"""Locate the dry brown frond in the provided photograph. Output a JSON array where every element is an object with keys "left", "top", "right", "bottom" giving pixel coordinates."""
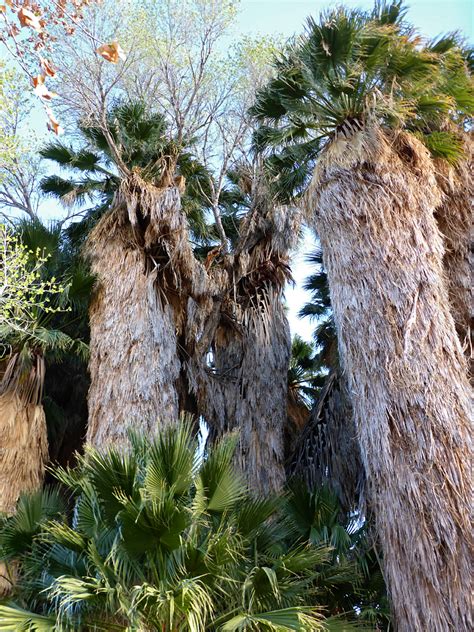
[{"left": 433, "top": 133, "right": 473, "bottom": 378}]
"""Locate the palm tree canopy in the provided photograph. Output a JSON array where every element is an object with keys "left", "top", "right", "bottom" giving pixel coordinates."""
[
  {"left": 40, "top": 102, "right": 214, "bottom": 244},
  {"left": 250, "top": 1, "right": 473, "bottom": 199}
]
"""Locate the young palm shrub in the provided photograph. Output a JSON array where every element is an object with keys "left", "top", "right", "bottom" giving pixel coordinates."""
[
  {"left": 251, "top": 3, "right": 473, "bottom": 630},
  {"left": 41, "top": 102, "right": 212, "bottom": 449},
  {"left": 0, "top": 424, "right": 364, "bottom": 631}
]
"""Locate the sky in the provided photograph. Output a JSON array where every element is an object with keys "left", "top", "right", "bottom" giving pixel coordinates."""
[
  {"left": 4, "top": 0, "right": 473, "bottom": 344},
  {"left": 237, "top": 0, "right": 473, "bottom": 40},
  {"left": 236, "top": 0, "right": 473, "bottom": 342}
]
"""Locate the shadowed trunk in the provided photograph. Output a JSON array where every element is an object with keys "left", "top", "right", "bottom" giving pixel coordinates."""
[
  {"left": 188, "top": 196, "right": 300, "bottom": 494},
  {"left": 308, "top": 126, "right": 472, "bottom": 632},
  {"left": 434, "top": 135, "right": 473, "bottom": 375},
  {"left": 86, "top": 174, "right": 208, "bottom": 449},
  {"left": 288, "top": 370, "right": 364, "bottom": 514},
  {"left": 204, "top": 290, "right": 291, "bottom": 494}
]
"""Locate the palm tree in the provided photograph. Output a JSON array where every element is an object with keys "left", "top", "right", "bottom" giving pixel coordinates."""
[
  {"left": 15, "top": 219, "right": 94, "bottom": 468},
  {"left": 41, "top": 102, "right": 212, "bottom": 449},
  {"left": 0, "top": 423, "right": 363, "bottom": 631},
  {"left": 0, "top": 220, "right": 88, "bottom": 594},
  {"left": 0, "top": 220, "right": 88, "bottom": 516},
  {"left": 285, "top": 335, "right": 323, "bottom": 460},
  {"left": 190, "top": 166, "right": 301, "bottom": 494},
  {"left": 251, "top": 3, "right": 473, "bottom": 630}
]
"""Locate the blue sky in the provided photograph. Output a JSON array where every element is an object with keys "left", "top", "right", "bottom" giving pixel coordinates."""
[{"left": 237, "top": 0, "right": 473, "bottom": 40}]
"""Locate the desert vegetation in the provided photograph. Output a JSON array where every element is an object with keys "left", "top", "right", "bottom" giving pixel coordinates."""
[{"left": 0, "top": 1, "right": 472, "bottom": 630}]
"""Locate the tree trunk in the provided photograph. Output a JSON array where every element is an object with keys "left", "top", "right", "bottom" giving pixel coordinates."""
[
  {"left": 188, "top": 197, "right": 300, "bottom": 494},
  {"left": 0, "top": 396, "right": 47, "bottom": 515},
  {"left": 308, "top": 127, "right": 472, "bottom": 631},
  {"left": 201, "top": 289, "right": 290, "bottom": 494},
  {"left": 86, "top": 175, "right": 208, "bottom": 449},
  {"left": 288, "top": 370, "right": 364, "bottom": 514},
  {"left": 434, "top": 136, "right": 473, "bottom": 375},
  {"left": 0, "top": 353, "right": 48, "bottom": 514}
]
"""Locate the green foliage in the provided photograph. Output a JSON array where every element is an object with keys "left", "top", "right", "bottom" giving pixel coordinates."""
[
  {"left": 0, "top": 224, "right": 68, "bottom": 348},
  {"left": 40, "top": 101, "right": 213, "bottom": 245},
  {"left": 298, "top": 249, "right": 337, "bottom": 371},
  {"left": 250, "top": 1, "right": 473, "bottom": 200},
  {"left": 288, "top": 335, "right": 326, "bottom": 407},
  {"left": 0, "top": 424, "right": 375, "bottom": 631}
]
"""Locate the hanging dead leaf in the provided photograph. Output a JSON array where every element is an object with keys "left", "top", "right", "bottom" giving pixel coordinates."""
[
  {"left": 45, "top": 106, "right": 63, "bottom": 135},
  {"left": 40, "top": 57, "right": 56, "bottom": 78},
  {"left": 96, "top": 41, "right": 126, "bottom": 63},
  {"left": 17, "top": 7, "right": 43, "bottom": 32},
  {"left": 33, "top": 75, "right": 57, "bottom": 100}
]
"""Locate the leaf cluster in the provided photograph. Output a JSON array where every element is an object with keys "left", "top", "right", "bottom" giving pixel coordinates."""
[
  {"left": 250, "top": 1, "right": 474, "bottom": 200},
  {"left": 0, "top": 424, "right": 374, "bottom": 631}
]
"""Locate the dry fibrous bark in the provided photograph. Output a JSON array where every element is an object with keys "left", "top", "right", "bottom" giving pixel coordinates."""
[
  {"left": 0, "top": 353, "right": 48, "bottom": 595},
  {"left": 288, "top": 370, "right": 364, "bottom": 514},
  {"left": 0, "top": 353, "right": 48, "bottom": 515},
  {"left": 307, "top": 126, "right": 472, "bottom": 632},
  {"left": 86, "top": 174, "right": 209, "bottom": 449},
  {"left": 201, "top": 290, "right": 291, "bottom": 494},
  {"left": 188, "top": 194, "right": 301, "bottom": 494},
  {"left": 434, "top": 135, "right": 473, "bottom": 374}
]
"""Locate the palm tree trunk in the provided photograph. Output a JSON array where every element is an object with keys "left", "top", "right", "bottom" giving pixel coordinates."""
[
  {"left": 86, "top": 176, "right": 207, "bottom": 449},
  {"left": 308, "top": 127, "right": 472, "bottom": 631},
  {"left": 0, "top": 354, "right": 48, "bottom": 515},
  {"left": 201, "top": 289, "right": 290, "bottom": 494},
  {"left": 288, "top": 370, "right": 364, "bottom": 514},
  {"left": 0, "top": 354, "right": 48, "bottom": 595},
  {"left": 188, "top": 196, "right": 299, "bottom": 494},
  {"left": 434, "top": 136, "right": 473, "bottom": 374}
]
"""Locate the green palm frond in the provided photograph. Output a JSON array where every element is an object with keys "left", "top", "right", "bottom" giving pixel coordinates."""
[
  {"left": 0, "top": 424, "right": 378, "bottom": 630},
  {"left": 0, "top": 606, "right": 56, "bottom": 632},
  {"left": 251, "top": 2, "right": 473, "bottom": 201}
]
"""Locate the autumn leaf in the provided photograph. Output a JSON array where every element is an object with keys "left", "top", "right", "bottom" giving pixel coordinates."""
[
  {"left": 40, "top": 57, "right": 57, "bottom": 78},
  {"left": 33, "top": 75, "right": 58, "bottom": 100},
  {"left": 96, "top": 41, "right": 126, "bottom": 63},
  {"left": 45, "top": 106, "right": 63, "bottom": 135},
  {"left": 17, "top": 7, "right": 43, "bottom": 32}
]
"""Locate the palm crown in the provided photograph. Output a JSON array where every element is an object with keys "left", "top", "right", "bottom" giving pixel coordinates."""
[
  {"left": 40, "top": 102, "right": 213, "bottom": 245},
  {"left": 250, "top": 1, "right": 473, "bottom": 198}
]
